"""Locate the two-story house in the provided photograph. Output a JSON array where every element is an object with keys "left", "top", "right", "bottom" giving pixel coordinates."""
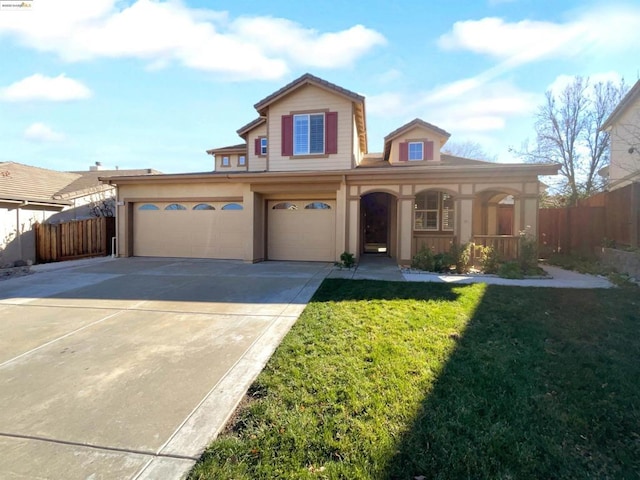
[
  {"left": 104, "top": 73, "right": 559, "bottom": 264},
  {"left": 601, "top": 79, "right": 640, "bottom": 191}
]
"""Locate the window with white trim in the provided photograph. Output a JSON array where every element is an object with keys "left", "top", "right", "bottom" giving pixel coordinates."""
[
  {"left": 294, "top": 113, "right": 324, "bottom": 155},
  {"left": 260, "top": 137, "right": 267, "bottom": 155},
  {"left": 408, "top": 142, "right": 424, "bottom": 161},
  {"left": 414, "top": 192, "right": 455, "bottom": 231}
]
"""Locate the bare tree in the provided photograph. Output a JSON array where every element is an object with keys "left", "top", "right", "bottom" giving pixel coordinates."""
[
  {"left": 87, "top": 189, "right": 116, "bottom": 217},
  {"left": 442, "top": 140, "right": 497, "bottom": 161},
  {"left": 514, "top": 76, "right": 627, "bottom": 205}
]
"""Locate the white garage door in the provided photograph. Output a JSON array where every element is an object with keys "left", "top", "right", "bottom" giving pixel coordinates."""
[
  {"left": 267, "top": 200, "right": 335, "bottom": 262},
  {"left": 133, "top": 201, "right": 247, "bottom": 259}
]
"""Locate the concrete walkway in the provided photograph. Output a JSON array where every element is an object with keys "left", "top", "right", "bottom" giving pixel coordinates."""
[
  {"left": 328, "top": 255, "right": 614, "bottom": 288},
  {"left": 0, "top": 257, "right": 331, "bottom": 480}
]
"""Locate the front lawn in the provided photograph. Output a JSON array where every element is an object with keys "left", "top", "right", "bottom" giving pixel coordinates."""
[{"left": 190, "top": 280, "right": 640, "bottom": 479}]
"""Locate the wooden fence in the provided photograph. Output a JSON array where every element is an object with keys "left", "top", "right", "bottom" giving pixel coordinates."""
[
  {"left": 538, "top": 182, "right": 639, "bottom": 255},
  {"left": 35, "top": 217, "right": 116, "bottom": 263}
]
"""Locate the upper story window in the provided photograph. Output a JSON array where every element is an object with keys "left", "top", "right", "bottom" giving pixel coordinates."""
[
  {"left": 260, "top": 137, "right": 267, "bottom": 155},
  {"left": 294, "top": 113, "right": 325, "bottom": 155},
  {"left": 221, "top": 156, "right": 230, "bottom": 167},
  {"left": 408, "top": 142, "right": 424, "bottom": 161},
  {"left": 238, "top": 155, "right": 246, "bottom": 166}
]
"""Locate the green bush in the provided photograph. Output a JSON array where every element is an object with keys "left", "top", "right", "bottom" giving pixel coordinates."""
[
  {"left": 498, "top": 261, "right": 525, "bottom": 279},
  {"left": 479, "top": 246, "right": 501, "bottom": 274},
  {"left": 338, "top": 251, "right": 355, "bottom": 269},
  {"left": 450, "top": 242, "right": 472, "bottom": 274},
  {"left": 411, "top": 247, "right": 434, "bottom": 271},
  {"left": 518, "top": 230, "right": 539, "bottom": 274}
]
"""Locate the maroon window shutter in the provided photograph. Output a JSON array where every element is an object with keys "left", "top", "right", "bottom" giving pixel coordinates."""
[
  {"left": 399, "top": 142, "right": 408, "bottom": 162},
  {"left": 282, "top": 115, "right": 293, "bottom": 156},
  {"left": 254, "top": 138, "right": 261, "bottom": 156},
  {"left": 325, "top": 111, "right": 338, "bottom": 154},
  {"left": 424, "top": 141, "right": 434, "bottom": 160}
]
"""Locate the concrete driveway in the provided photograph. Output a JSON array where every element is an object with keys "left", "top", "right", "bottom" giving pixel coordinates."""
[{"left": 0, "top": 257, "right": 330, "bottom": 479}]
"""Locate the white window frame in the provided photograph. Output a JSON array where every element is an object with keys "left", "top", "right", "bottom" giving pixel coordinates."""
[
  {"left": 408, "top": 142, "right": 424, "bottom": 161},
  {"left": 414, "top": 192, "right": 455, "bottom": 232},
  {"left": 238, "top": 155, "right": 246, "bottom": 166},
  {"left": 293, "top": 113, "right": 325, "bottom": 155},
  {"left": 260, "top": 137, "right": 267, "bottom": 155},
  {"left": 221, "top": 156, "right": 230, "bottom": 167}
]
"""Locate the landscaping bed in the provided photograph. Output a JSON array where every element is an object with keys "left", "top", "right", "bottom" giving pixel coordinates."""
[{"left": 190, "top": 279, "right": 640, "bottom": 479}]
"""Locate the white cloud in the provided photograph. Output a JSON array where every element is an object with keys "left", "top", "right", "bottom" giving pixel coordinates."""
[
  {"left": 23, "top": 123, "right": 65, "bottom": 142},
  {"left": 1, "top": 74, "right": 92, "bottom": 102},
  {"left": 0, "top": 0, "right": 385, "bottom": 80},
  {"left": 438, "top": 6, "right": 640, "bottom": 66}
]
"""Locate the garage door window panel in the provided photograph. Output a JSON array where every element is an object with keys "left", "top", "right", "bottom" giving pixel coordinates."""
[
  {"left": 272, "top": 202, "right": 298, "bottom": 210},
  {"left": 138, "top": 204, "right": 159, "bottom": 210},
  {"left": 222, "top": 203, "right": 243, "bottom": 210},
  {"left": 304, "top": 202, "right": 331, "bottom": 209},
  {"left": 193, "top": 203, "right": 215, "bottom": 210},
  {"left": 165, "top": 203, "right": 187, "bottom": 210}
]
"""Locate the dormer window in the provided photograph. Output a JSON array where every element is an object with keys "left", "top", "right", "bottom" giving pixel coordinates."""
[
  {"left": 238, "top": 155, "right": 246, "bottom": 166},
  {"left": 294, "top": 113, "right": 325, "bottom": 155},
  {"left": 408, "top": 142, "right": 424, "bottom": 161},
  {"left": 221, "top": 156, "right": 230, "bottom": 167}
]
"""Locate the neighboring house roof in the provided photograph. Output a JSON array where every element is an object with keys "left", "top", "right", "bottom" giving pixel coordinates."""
[
  {"left": 0, "top": 162, "right": 76, "bottom": 206},
  {"left": 602, "top": 79, "right": 640, "bottom": 130},
  {"left": 382, "top": 118, "right": 452, "bottom": 162},
  {"left": 236, "top": 117, "right": 266, "bottom": 137},
  {"left": 58, "top": 168, "right": 160, "bottom": 199},
  {"left": 205, "top": 143, "right": 247, "bottom": 155},
  {"left": 0, "top": 162, "right": 159, "bottom": 207}
]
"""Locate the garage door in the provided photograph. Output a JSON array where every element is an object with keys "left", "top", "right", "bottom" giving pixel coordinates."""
[
  {"left": 267, "top": 200, "right": 335, "bottom": 261},
  {"left": 133, "top": 201, "right": 247, "bottom": 259}
]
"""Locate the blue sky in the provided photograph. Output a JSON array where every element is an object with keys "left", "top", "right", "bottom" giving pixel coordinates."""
[{"left": 1, "top": 0, "right": 639, "bottom": 173}]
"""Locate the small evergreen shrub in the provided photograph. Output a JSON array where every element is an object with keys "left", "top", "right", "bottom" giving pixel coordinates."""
[
  {"left": 450, "top": 242, "right": 472, "bottom": 274},
  {"left": 339, "top": 251, "right": 355, "bottom": 269},
  {"left": 498, "top": 261, "right": 525, "bottom": 279},
  {"left": 411, "top": 247, "right": 434, "bottom": 271},
  {"left": 479, "top": 246, "right": 501, "bottom": 274}
]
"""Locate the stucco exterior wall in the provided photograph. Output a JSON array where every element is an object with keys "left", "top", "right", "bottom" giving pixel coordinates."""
[
  {"left": 267, "top": 84, "right": 354, "bottom": 172},
  {"left": 609, "top": 100, "right": 640, "bottom": 190},
  {"left": 216, "top": 153, "right": 248, "bottom": 172},
  {"left": 247, "top": 123, "right": 267, "bottom": 172},
  {"left": 0, "top": 206, "right": 56, "bottom": 266},
  {"left": 388, "top": 126, "right": 443, "bottom": 164}
]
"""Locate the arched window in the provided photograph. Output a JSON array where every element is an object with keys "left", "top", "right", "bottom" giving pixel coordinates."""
[
  {"left": 222, "top": 203, "right": 243, "bottom": 210},
  {"left": 272, "top": 202, "right": 298, "bottom": 210},
  {"left": 414, "top": 191, "right": 455, "bottom": 231},
  {"left": 304, "top": 202, "right": 331, "bottom": 209},
  {"left": 138, "top": 204, "right": 159, "bottom": 211},
  {"left": 193, "top": 203, "right": 215, "bottom": 210},
  {"left": 165, "top": 203, "right": 186, "bottom": 210}
]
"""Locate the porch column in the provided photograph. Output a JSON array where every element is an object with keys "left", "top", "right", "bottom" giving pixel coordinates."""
[
  {"left": 347, "top": 186, "right": 359, "bottom": 258},
  {"left": 335, "top": 181, "right": 348, "bottom": 261},
  {"left": 521, "top": 194, "right": 539, "bottom": 235},
  {"left": 458, "top": 197, "right": 474, "bottom": 243},
  {"left": 398, "top": 198, "right": 413, "bottom": 263}
]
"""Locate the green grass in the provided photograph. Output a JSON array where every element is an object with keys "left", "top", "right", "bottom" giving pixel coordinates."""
[{"left": 189, "top": 280, "right": 640, "bottom": 479}]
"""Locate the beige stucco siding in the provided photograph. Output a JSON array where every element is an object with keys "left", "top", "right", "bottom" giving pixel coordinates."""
[
  {"left": 247, "top": 124, "right": 267, "bottom": 172},
  {"left": 267, "top": 84, "right": 354, "bottom": 172},
  {"left": 609, "top": 100, "right": 640, "bottom": 189},
  {"left": 389, "top": 126, "right": 443, "bottom": 164}
]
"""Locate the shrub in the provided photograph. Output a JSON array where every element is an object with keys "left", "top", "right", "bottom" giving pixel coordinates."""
[
  {"left": 518, "top": 229, "right": 539, "bottom": 274},
  {"left": 450, "top": 242, "right": 472, "bottom": 274},
  {"left": 411, "top": 247, "right": 434, "bottom": 271},
  {"left": 479, "top": 246, "right": 501, "bottom": 274},
  {"left": 498, "top": 261, "right": 525, "bottom": 279},
  {"left": 339, "top": 251, "right": 355, "bottom": 269}
]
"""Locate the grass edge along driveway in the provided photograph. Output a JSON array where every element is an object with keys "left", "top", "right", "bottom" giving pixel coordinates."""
[{"left": 190, "top": 279, "right": 640, "bottom": 479}]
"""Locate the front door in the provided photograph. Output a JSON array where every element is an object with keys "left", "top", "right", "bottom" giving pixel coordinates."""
[{"left": 361, "top": 192, "right": 390, "bottom": 254}]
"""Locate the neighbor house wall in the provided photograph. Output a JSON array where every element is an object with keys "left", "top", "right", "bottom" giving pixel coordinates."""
[
  {"left": 0, "top": 205, "right": 58, "bottom": 266},
  {"left": 267, "top": 84, "right": 354, "bottom": 172},
  {"left": 609, "top": 100, "right": 640, "bottom": 190}
]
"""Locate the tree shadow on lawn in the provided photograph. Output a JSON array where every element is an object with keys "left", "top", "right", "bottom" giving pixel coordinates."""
[{"left": 382, "top": 285, "right": 640, "bottom": 479}]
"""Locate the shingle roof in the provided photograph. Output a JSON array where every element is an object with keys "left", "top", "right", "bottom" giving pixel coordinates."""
[
  {"left": 0, "top": 162, "right": 160, "bottom": 204},
  {"left": 602, "top": 79, "right": 640, "bottom": 130},
  {"left": 383, "top": 118, "right": 451, "bottom": 142},
  {"left": 236, "top": 117, "right": 266, "bottom": 137},
  {"left": 58, "top": 168, "right": 161, "bottom": 198},
  {"left": 0, "top": 162, "right": 79, "bottom": 204},
  {"left": 254, "top": 73, "right": 365, "bottom": 113},
  {"left": 205, "top": 143, "right": 248, "bottom": 155}
]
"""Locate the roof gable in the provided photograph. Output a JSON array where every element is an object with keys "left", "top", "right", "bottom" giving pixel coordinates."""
[
  {"left": 383, "top": 119, "right": 451, "bottom": 162},
  {"left": 254, "top": 73, "right": 364, "bottom": 114},
  {"left": 236, "top": 117, "right": 266, "bottom": 137},
  {"left": 602, "top": 79, "right": 640, "bottom": 130}
]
